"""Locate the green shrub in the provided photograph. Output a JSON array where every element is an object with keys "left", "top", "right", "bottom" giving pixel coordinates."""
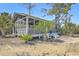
[{"left": 19, "top": 34, "right": 32, "bottom": 42}]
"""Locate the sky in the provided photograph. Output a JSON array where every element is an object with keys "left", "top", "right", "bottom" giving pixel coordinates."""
[{"left": 0, "top": 3, "right": 79, "bottom": 24}]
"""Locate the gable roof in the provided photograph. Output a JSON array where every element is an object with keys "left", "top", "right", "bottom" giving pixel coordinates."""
[{"left": 13, "top": 13, "right": 48, "bottom": 21}]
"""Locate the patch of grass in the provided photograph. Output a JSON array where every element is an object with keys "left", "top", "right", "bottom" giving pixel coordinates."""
[{"left": 19, "top": 35, "right": 33, "bottom": 43}]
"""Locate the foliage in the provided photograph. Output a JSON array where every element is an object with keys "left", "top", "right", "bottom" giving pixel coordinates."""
[
  {"left": 33, "top": 20, "right": 53, "bottom": 40},
  {"left": 19, "top": 34, "right": 32, "bottom": 42},
  {"left": 60, "top": 22, "right": 79, "bottom": 35},
  {"left": 74, "top": 25, "right": 79, "bottom": 34},
  {"left": 46, "top": 3, "right": 73, "bottom": 15},
  {"left": 35, "top": 21, "right": 53, "bottom": 33},
  {"left": 43, "top": 3, "right": 73, "bottom": 32},
  {"left": 0, "top": 12, "right": 13, "bottom": 36}
]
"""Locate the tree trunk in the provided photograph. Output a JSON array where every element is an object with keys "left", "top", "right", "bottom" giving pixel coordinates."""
[
  {"left": 43, "top": 34, "right": 47, "bottom": 41},
  {"left": 0, "top": 28, "right": 5, "bottom": 37}
]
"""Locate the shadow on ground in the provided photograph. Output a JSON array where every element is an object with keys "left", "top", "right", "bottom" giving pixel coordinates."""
[
  {"left": 30, "top": 38, "right": 64, "bottom": 45},
  {"left": 0, "top": 37, "right": 64, "bottom": 46},
  {"left": 51, "top": 39, "right": 64, "bottom": 43}
]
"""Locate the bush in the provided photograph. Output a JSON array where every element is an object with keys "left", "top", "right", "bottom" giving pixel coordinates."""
[{"left": 19, "top": 34, "right": 32, "bottom": 42}]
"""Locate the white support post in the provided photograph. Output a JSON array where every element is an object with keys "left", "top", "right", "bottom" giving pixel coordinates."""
[
  {"left": 34, "top": 19, "right": 35, "bottom": 34},
  {"left": 26, "top": 16, "right": 29, "bottom": 35},
  {"left": 12, "top": 27, "right": 15, "bottom": 35},
  {"left": 11, "top": 14, "right": 15, "bottom": 35}
]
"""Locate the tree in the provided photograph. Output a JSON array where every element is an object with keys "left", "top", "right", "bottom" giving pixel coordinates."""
[
  {"left": 60, "top": 22, "right": 76, "bottom": 35},
  {"left": 42, "top": 3, "right": 73, "bottom": 32},
  {"left": 75, "top": 25, "right": 79, "bottom": 34},
  {"left": 0, "top": 12, "right": 13, "bottom": 37},
  {"left": 19, "top": 3, "right": 36, "bottom": 15},
  {"left": 33, "top": 20, "right": 53, "bottom": 40}
]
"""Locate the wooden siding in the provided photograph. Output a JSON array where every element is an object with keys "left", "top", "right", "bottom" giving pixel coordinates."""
[{"left": 11, "top": 13, "right": 47, "bottom": 36}]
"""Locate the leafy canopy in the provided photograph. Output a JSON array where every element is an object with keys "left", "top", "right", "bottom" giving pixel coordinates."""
[
  {"left": 0, "top": 12, "right": 13, "bottom": 34},
  {"left": 33, "top": 20, "right": 53, "bottom": 34}
]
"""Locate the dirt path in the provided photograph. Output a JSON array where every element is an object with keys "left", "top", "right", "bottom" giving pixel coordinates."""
[
  {"left": 0, "top": 36, "right": 79, "bottom": 56},
  {"left": 58, "top": 36, "right": 79, "bottom": 43}
]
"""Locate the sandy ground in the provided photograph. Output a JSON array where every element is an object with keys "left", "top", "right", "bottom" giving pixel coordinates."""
[{"left": 0, "top": 36, "right": 79, "bottom": 56}]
